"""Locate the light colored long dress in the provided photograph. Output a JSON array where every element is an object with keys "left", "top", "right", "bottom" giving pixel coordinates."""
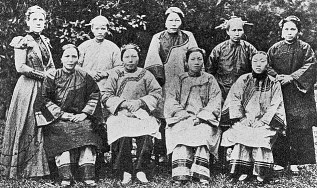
[
  {"left": 164, "top": 72, "right": 222, "bottom": 180},
  {"left": 221, "top": 73, "right": 286, "bottom": 176},
  {"left": 102, "top": 66, "right": 162, "bottom": 173},
  {"left": 144, "top": 30, "right": 198, "bottom": 117},
  {"left": 0, "top": 33, "right": 55, "bottom": 178}
]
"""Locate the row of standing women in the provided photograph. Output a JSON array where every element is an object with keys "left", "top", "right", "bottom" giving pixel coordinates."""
[{"left": 0, "top": 5, "right": 316, "bottom": 187}]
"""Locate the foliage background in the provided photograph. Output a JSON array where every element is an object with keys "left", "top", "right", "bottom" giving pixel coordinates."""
[{"left": 0, "top": 0, "right": 317, "bottom": 118}]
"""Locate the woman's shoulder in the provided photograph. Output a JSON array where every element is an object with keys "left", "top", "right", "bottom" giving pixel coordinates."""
[
  {"left": 201, "top": 71, "right": 216, "bottom": 79},
  {"left": 297, "top": 40, "right": 312, "bottom": 49},
  {"left": 180, "top": 30, "right": 194, "bottom": 35},
  {"left": 9, "top": 35, "right": 35, "bottom": 49},
  {"left": 270, "top": 40, "right": 285, "bottom": 49},
  {"left": 78, "top": 39, "right": 94, "bottom": 49},
  {"left": 237, "top": 73, "right": 253, "bottom": 83},
  {"left": 240, "top": 40, "right": 256, "bottom": 48}
]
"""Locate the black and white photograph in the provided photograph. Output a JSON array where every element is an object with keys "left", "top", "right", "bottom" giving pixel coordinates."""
[{"left": 0, "top": 0, "right": 317, "bottom": 187}]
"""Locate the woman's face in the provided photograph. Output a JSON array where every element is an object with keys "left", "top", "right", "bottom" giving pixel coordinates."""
[
  {"left": 165, "top": 13, "right": 182, "bottom": 33},
  {"left": 187, "top": 51, "right": 204, "bottom": 73},
  {"left": 61, "top": 48, "right": 78, "bottom": 72},
  {"left": 226, "top": 21, "right": 244, "bottom": 42},
  {"left": 91, "top": 23, "right": 108, "bottom": 40},
  {"left": 252, "top": 54, "right": 268, "bottom": 74},
  {"left": 123, "top": 49, "right": 139, "bottom": 71},
  {"left": 26, "top": 12, "right": 45, "bottom": 33},
  {"left": 282, "top": 21, "right": 299, "bottom": 42}
]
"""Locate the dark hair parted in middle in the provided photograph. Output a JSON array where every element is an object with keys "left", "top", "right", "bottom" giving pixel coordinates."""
[
  {"left": 120, "top": 43, "right": 141, "bottom": 61},
  {"left": 62, "top": 44, "right": 80, "bottom": 57},
  {"left": 186, "top": 47, "right": 206, "bottom": 62},
  {"left": 279, "top": 15, "right": 301, "bottom": 31}
]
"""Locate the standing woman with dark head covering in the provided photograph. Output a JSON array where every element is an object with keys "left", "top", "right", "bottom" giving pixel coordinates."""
[
  {"left": 144, "top": 7, "right": 198, "bottom": 158},
  {"left": 268, "top": 16, "right": 317, "bottom": 173},
  {"left": 0, "top": 5, "right": 55, "bottom": 178}
]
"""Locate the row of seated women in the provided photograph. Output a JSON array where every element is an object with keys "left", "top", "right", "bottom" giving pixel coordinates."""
[{"left": 1, "top": 5, "right": 316, "bottom": 188}]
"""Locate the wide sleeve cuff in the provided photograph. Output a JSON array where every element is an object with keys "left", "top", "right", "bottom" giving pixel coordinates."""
[
  {"left": 106, "top": 97, "right": 125, "bottom": 115},
  {"left": 35, "top": 101, "right": 63, "bottom": 126}
]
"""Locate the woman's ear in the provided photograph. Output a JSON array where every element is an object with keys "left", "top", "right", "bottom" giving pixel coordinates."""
[{"left": 26, "top": 20, "right": 31, "bottom": 27}]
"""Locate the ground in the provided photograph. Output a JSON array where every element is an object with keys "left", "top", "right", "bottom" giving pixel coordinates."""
[{"left": 0, "top": 163, "right": 317, "bottom": 187}]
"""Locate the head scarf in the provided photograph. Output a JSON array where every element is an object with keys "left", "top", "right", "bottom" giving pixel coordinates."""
[
  {"left": 165, "top": 7, "right": 184, "bottom": 18},
  {"left": 86, "top": 15, "right": 109, "bottom": 26}
]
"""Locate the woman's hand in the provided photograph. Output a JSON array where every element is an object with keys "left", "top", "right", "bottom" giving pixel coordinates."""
[
  {"left": 60, "top": 112, "right": 75, "bottom": 121},
  {"left": 193, "top": 117, "right": 200, "bottom": 126},
  {"left": 93, "top": 72, "right": 102, "bottom": 81},
  {"left": 70, "top": 113, "right": 87, "bottom": 122},
  {"left": 125, "top": 100, "right": 142, "bottom": 112},
  {"left": 253, "top": 120, "right": 265, "bottom": 128},
  {"left": 276, "top": 74, "right": 293, "bottom": 85},
  {"left": 118, "top": 109, "right": 137, "bottom": 118},
  {"left": 93, "top": 72, "right": 108, "bottom": 81},
  {"left": 175, "top": 110, "right": 191, "bottom": 119},
  {"left": 240, "top": 117, "right": 253, "bottom": 127}
]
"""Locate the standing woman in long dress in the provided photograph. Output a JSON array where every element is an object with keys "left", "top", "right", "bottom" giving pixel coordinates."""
[
  {"left": 144, "top": 7, "right": 198, "bottom": 158},
  {"left": 268, "top": 16, "right": 317, "bottom": 173},
  {"left": 0, "top": 5, "right": 55, "bottom": 178}
]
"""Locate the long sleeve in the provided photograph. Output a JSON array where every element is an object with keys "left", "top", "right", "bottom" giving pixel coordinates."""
[
  {"left": 196, "top": 77, "right": 222, "bottom": 126},
  {"left": 267, "top": 46, "right": 278, "bottom": 77},
  {"left": 206, "top": 47, "right": 220, "bottom": 75},
  {"left": 101, "top": 71, "right": 125, "bottom": 114},
  {"left": 221, "top": 76, "right": 246, "bottom": 125},
  {"left": 13, "top": 49, "right": 33, "bottom": 73},
  {"left": 164, "top": 76, "right": 190, "bottom": 125},
  {"left": 111, "top": 45, "right": 123, "bottom": 68},
  {"left": 140, "top": 72, "right": 162, "bottom": 111},
  {"left": 144, "top": 34, "right": 165, "bottom": 86},
  {"left": 10, "top": 36, "right": 49, "bottom": 81},
  {"left": 187, "top": 31, "right": 198, "bottom": 49},
  {"left": 82, "top": 74, "right": 102, "bottom": 116},
  {"left": 258, "top": 81, "right": 286, "bottom": 130},
  {"left": 78, "top": 43, "right": 96, "bottom": 77},
  {"left": 36, "top": 71, "right": 63, "bottom": 126},
  {"left": 290, "top": 44, "right": 317, "bottom": 93}
]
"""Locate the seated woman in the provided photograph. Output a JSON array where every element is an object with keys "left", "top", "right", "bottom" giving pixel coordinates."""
[
  {"left": 102, "top": 44, "right": 162, "bottom": 185},
  {"left": 39, "top": 44, "right": 104, "bottom": 187},
  {"left": 221, "top": 51, "right": 286, "bottom": 182},
  {"left": 164, "top": 47, "right": 222, "bottom": 186}
]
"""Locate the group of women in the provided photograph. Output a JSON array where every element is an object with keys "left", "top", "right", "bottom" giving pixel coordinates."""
[{"left": 0, "top": 4, "right": 316, "bottom": 188}]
